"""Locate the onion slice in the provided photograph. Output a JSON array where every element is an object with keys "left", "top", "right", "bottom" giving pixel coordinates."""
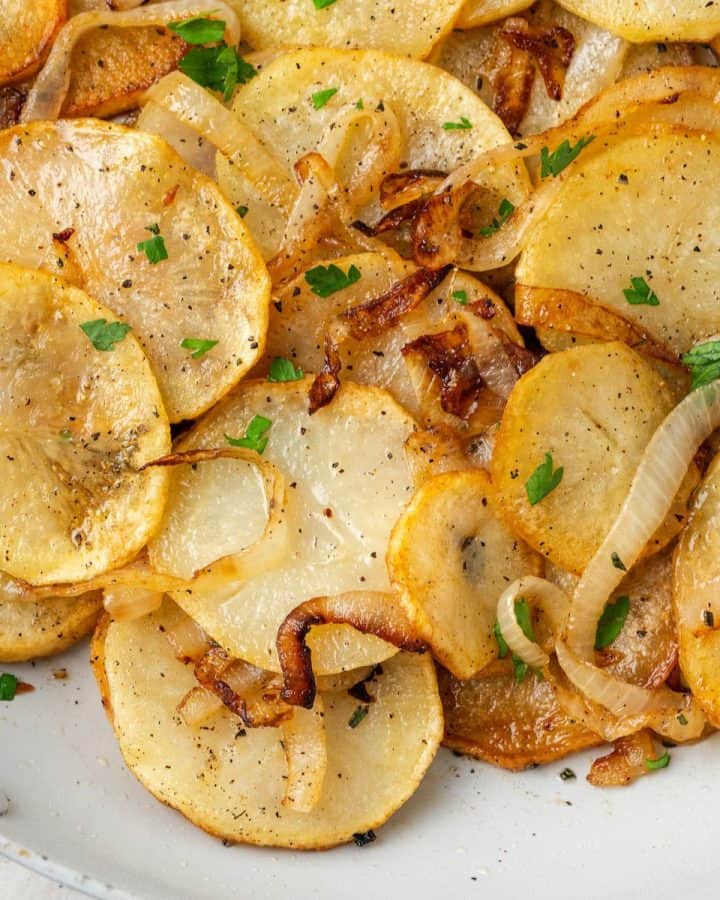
[
  {"left": 496, "top": 576, "right": 568, "bottom": 669},
  {"left": 281, "top": 700, "right": 327, "bottom": 813},
  {"left": 22, "top": 0, "right": 242, "bottom": 122},
  {"left": 103, "top": 586, "right": 163, "bottom": 622}
]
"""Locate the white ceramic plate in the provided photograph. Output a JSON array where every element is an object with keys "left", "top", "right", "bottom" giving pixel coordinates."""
[{"left": 1, "top": 641, "right": 718, "bottom": 900}]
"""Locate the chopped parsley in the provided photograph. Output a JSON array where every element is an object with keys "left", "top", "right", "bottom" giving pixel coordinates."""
[
  {"left": 525, "top": 452, "right": 563, "bottom": 506},
  {"left": 80, "top": 319, "right": 132, "bottom": 351},
  {"left": 479, "top": 198, "right": 515, "bottom": 238},
  {"left": 494, "top": 598, "right": 536, "bottom": 684},
  {"left": 611, "top": 552, "right": 627, "bottom": 572},
  {"left": 559, "top": 767, "right": 576, "bottom": 781},
  {"left": 59, "top": 429, "right": 73, "bottom": 441},
  {"left": 452, "top": 290, "right": 468, "bottom": 305},
  {"left": 305, "top": 263, "right": 361, "bottom": 297},
  {"left": 0, "top": 673, "right": 17, "bottom": 701},
  {"left": 540, "top": 136, "right": 595, "bottom": 178},
  {"left": 645, "top": 751, "right": 670, "bottom": 771},
  {"left": 493, "top": 621, "right": 509, "bottom": 658},
  {"left": 181, "top": 338, "right": 218, "bottom": 359},
  {"left": 623, "top": 276, "right": 659, "bottom": 306},
  {"left": 355, "top": 98, "right": 364, "bottom": 110},
  {"left": 268, "top": 357, "right": 304, "bottom": 382},
  {"left": 136, "top": 224, "right": 168, "bottom": 264},
  {"left": 235, "top": 205, "right": 249, "bottom": 218},
  {"left": 168, "top": 15, "right": 226, "bottom": 44},
  {"left": 348, "top": 706, "right": 369, "bottom": 728},
  {"left": 352, "top": 830, "right": 376, "bottom": 847},
  {"left": 225, "top": 415, "right": 272, "bottom": 454},
  {"left": 681, "top": 341, "right": 720, "bottom": 390},
  {"left": 442, "top": 116, "right": 472, "bottom": 131},
  {"left": 313, "top": 0, "right": 337, "bottom": 7},
  {"left": 179, "top": 44, "right": 257, "bottom": 101},
  {"left": 595, "top": 595, "right": 630, "bottom": 651},
  {"left": 312, "top": 87, "right": 338, "bottom": 109},
  {"left": 677, "top": 713, "right": 688, "bottom": 726}
]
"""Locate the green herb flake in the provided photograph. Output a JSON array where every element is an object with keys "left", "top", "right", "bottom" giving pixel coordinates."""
[
  {"left": 313, "top": 0, "right": 337, "bottom": 7},
  {"left": 623, "top": 276, "right": 659, "bottom": 306},
  {"left": 0, "top": 673, "right": 18, "bottom": 701},
  {"left": 452, "top": 290, "right": 468, "bottom": 305},
  {"left": 495, "top": 599, "right": 536, "bottom": 684},
  {"left": 181, "top": 338, "right": 218, "bottom": 359},
  {"left": 559, "top": 767, "right": 576, "bottom": 781},
  {"left": 355, "top": 98, "right": 364, "bottom": 110},
  {"left": 540, "top": 136, "right": 595, "bottom": 178},
  {"left": 493, "top": 621, "right": 509, "bottom": 658},
  {"left": 681, "top": 340, "right": 720, "bottom": 391},
  {"left": 512, "top": 656, "right": 528, "bottom": 684},
  {"left": 168, "top": 15, "right": 226, "bottom": 45},
  {"left": 136, "top": 224, "right": 168, "bottom": 264},
  {"left": 525, "top": 452, "right": 563, "bottom": 506},
  {"left": 442, "top": 116, "right": 472, "bottom": 131},
  {"left": 60, "top": 429, "right": 73, "bottom": 442},
  {"left": 179, "top": 44, "right": 257, "bottom": 101},
  {"left": 312, "top": 87, "right": 338, "bottom": 110},
  {"left": 80, "top": 319, "right": 132, "bottom": 352},
  {"left": 235, "top": 205, "right": 249, "bottom": 218},
  {"left": 611, "top": 552, "right": 627, "bottom": 572},
  {"left": 268, "top": 357, "right": 304, "bottom": 383},
  {"left": 677, "top": 713, "right": 688, "bottom": 726},
  {"left": 645, "top": 751, "right": 670, "bottom": 771},
  {"left": 225, "top": 415, "right": 272, "bottom": 454},
  {"left": 305, "top": 263, "right": 361, "bottom": 297},
  {"left": 479, "top": 198, "right": 515, "bottom": 238},
  {"left": 348, "top": 705, "right": 369, "bottom": 728},
  {"left": 595, "top": 595, "right": 630, "bottom": 651}
]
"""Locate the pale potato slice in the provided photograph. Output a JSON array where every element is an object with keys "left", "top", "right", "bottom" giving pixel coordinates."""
[
  {"left": 555, "top": 0, "right": 720, "bottom": 41},
  {"left": 0, "top": 264, "right": 169, "bottom": 585},
  {"left": 0, "top": 575, "right": 101, "bottom": 662},
  {"left": 162, "top": 378, "right": 416, "bottom": 675},
  {"left": 517, "top": 130, "right": 720, "bottom": 357},
  {"left": 387, "top": 470, "right": 542, "bottom": 679},
  {"left": 218, "top": 47, "right": 529, "bottom": 258},
  {"left": 490, "top": 342, "right": 689, "bottom": 573},
  {"left": 228, "top": 0, "right": 464, "bottom": 58},
  {"left": 0, "top": 0, "right": 66, "bottom": 85},
  {"left": 61, "top": 25, "right": 188, "bottom": 118},
  {"left": 93, "top": 602, "right": 443, "bottom": 849},
  {"left": 457, "top": 0, "right": 533, "bottom": 29},
  {"left": 439, "top": 661, "right": 600, "bottom": 769},
  {"left": 0, "top": 119, "right": 269, "bottom": 422}
]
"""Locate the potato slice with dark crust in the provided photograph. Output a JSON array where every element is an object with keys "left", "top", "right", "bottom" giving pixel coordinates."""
[
  {"left": 0, "top": 0, "right": 66, "bottom": 86},
  {"left": 439, "top": 661, "right": 600, "bottom": 769},
  {"left": 388, "top": 469, "right": 542, "bottom": 680},
  {"left": 92, "top": 602, "right": 443, "bottom": 849},
  {"left": 491, "top": 342, "right": 693, "bottom": 574},
  {"left": 61, "top": 25, "right": 188, "bottom": 119}
]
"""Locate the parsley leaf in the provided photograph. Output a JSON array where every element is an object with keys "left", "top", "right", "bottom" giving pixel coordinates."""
[
  {"left": 355, "top": 98, "right": 364, "bottom": 110},
  {"left": 442, "top": 116, "right": 472, "bottom": 131},
  {"left": 623, "top": 276, "right": 659, "bottom": 306},
  {"left": 681, "top": 341, "right": 720, "bottom": 390},
  {"left": 268, "top": 357, "right": 304, "bottom": 382},
  {"left": 179, "top": 44, "right": 257, "bottom": 101},
  {"left": 348, "top": 706, "right": 369, "bottom": 728},
  {"left": 80, "top": 319, "right": 132, "bottom": 351},
  {"left": 312, "top": 87, "right": 338, "bottom": 109},
  {"left": 452, "top": 290, "right": 468, "bottom": 305},
  {"left": 137, "top": 224, "right": 168, "bottom": 264},
  {"left": 181, "top": 338, "right": 218, "bottom": 359},
  {"left": 225, "top": 415, "right": 272, "bottom": 454},
  {"left": 305, "top": 263, "right": 361, "bottom": 297},
  {"left": 540, "top": 136, "right": 595, "bottom": 178},
  {"left": 493, "top": 621, "right": 509, "bottom": 658},
  {"left": 479, "top": 198, "right": 515, "bottom": 238},
  {"left": 611, "top": 552, "right": 627, "bottom": 571},
  {"left": 313, "top": 0, "right": 337, "bottom": 7},
  {"left": 236, "top": 205, "right": 249, "bottom": 218},
  {"left": 595, "top": 595, "right": 630, "bottom": 650},
  {"left": 525, "top": 452, "right": 563, "bottom": 506},
  {"left": 168, "top": 15, "right": 226, "bottom": 44},
  {"left": 0, "top": 673, "right": 17, "bottom": 701},
  {"left": 494, "top": 599, "right": 536, "bottom": 684},
  {"left": 645, "top": 751, "right": 670, "bottom": 771}
]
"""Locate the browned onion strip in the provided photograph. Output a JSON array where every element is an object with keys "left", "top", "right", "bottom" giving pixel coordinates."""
[
  {"left": 586, "top": 730, "right": 656, "bottom": 787},
  {"left": 103, "top": 585, "right": 163, "bottom": 622},
  {"left": 177, "top": 686, "right": 224, "bottom": 727},
  {"left": 500, "top": 19, "right": 575, "bottom": 103},
  {"left": 280, "top": 700, "right": 327, "bottom": 813},
  {"left": 21, "top": 1, "right": 241, "bottom": 122},
  {"left": 493, "top": 29, "right": 536, "bottom": 135},
  {"left": 165, "top": 616, "right": 212, "bottom": 663},
  {"left": 32, "top": 556, "right": 187, "bottom": 599},
  {"left": 308, "top": 333, "right": 343, "bottom": 416},
  {"left": 277, "top": 592, "right": 426, "bottom": 709},
  {"left": 380, "top": 170, "right": 447, "bottom": 210}
]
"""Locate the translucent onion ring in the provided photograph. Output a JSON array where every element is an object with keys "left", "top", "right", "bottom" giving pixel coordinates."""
[
  {"left": 281, "top": 701, "right": 327, "bottom": 813},
  {"left": 495, "top": 576, "right": 569, "bottom": 669}
]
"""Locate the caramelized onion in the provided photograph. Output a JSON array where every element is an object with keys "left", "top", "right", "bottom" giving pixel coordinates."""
[
  {"left": 587, "top": 730, "right": 656, "bottom": 787},
  {"left": 103, "top": 586, "right": 163, "bottom": 622},
  {"left": 177, "top": 686, "right": 223, "bottom": 727},
  {"left": 165, "top": 616, "right": 212, "bottom": 663}
]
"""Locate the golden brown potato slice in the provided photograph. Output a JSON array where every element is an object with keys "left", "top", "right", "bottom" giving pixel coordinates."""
[
  {"left": 92, "top": 601, "right": 443, "bottom": 849},
  {"left": 439, "top": 661, "right": 600, "bottom": 769},
  {"left": 0, "top": 263, "right": 169, "bottom": 586},
  {"left": 387, "top": 470, "right": 542, "bottom": 679},
  {"left": 491, "top": 342, "right": 693, "bottom": 573},
  {"left": 0, "top": 0, "right": 66, "bottom": 86},
  {"left": 61, "top": 25, "right": 187, "bottom": 119},
  {"left": 555, "top": 0, "right": 720, "bottom": 41},
  {"left": 0, "top": 120, "right": 269, "bottom": 423}
]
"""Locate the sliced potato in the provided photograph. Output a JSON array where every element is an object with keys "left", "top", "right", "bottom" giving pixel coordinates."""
[
  {"left": 0, "top": 264, "right": 169, "bottom": 585},
  {"left": 439, "top": 661, "right": 600, "bottom": 769},
  {"left": 93, "top": 602, "right": 443, "bottom": 849},
  {"left": 0, "top": 575, "right": 101, "bottom": 662},
  {"left": 0, "top": 119, "right": 269, "bottom": 422},
  {"left": 62, "top": 25, "right": 187, "bottom": 118},
  {"left": 229, "top": 0, "right": 464, "bottom": 58},
  {"left": 0, "top": 0, "right": 66, "bottom": 85},
  {"left": 156, "top": 378, "right": 416, "bottom": 675},
  {"left": 457, "top": 0, "right": 533, "bottom": 28},
  {"left": 517, "top": 130, "right": 720, "bottom": 357},
  {"left": 388, "top": 470, "right": 542, "bottom": 679},
  {"left": 555, "top": 0, "right": 720, "bottom": 41},
  {"left": 491, "top": 342, "right": 691, "bottom": 573}
]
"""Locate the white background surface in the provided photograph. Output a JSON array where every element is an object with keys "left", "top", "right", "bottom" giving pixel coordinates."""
[{"left": 0, "top": 856, "right": 79, "bottom": 898}]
